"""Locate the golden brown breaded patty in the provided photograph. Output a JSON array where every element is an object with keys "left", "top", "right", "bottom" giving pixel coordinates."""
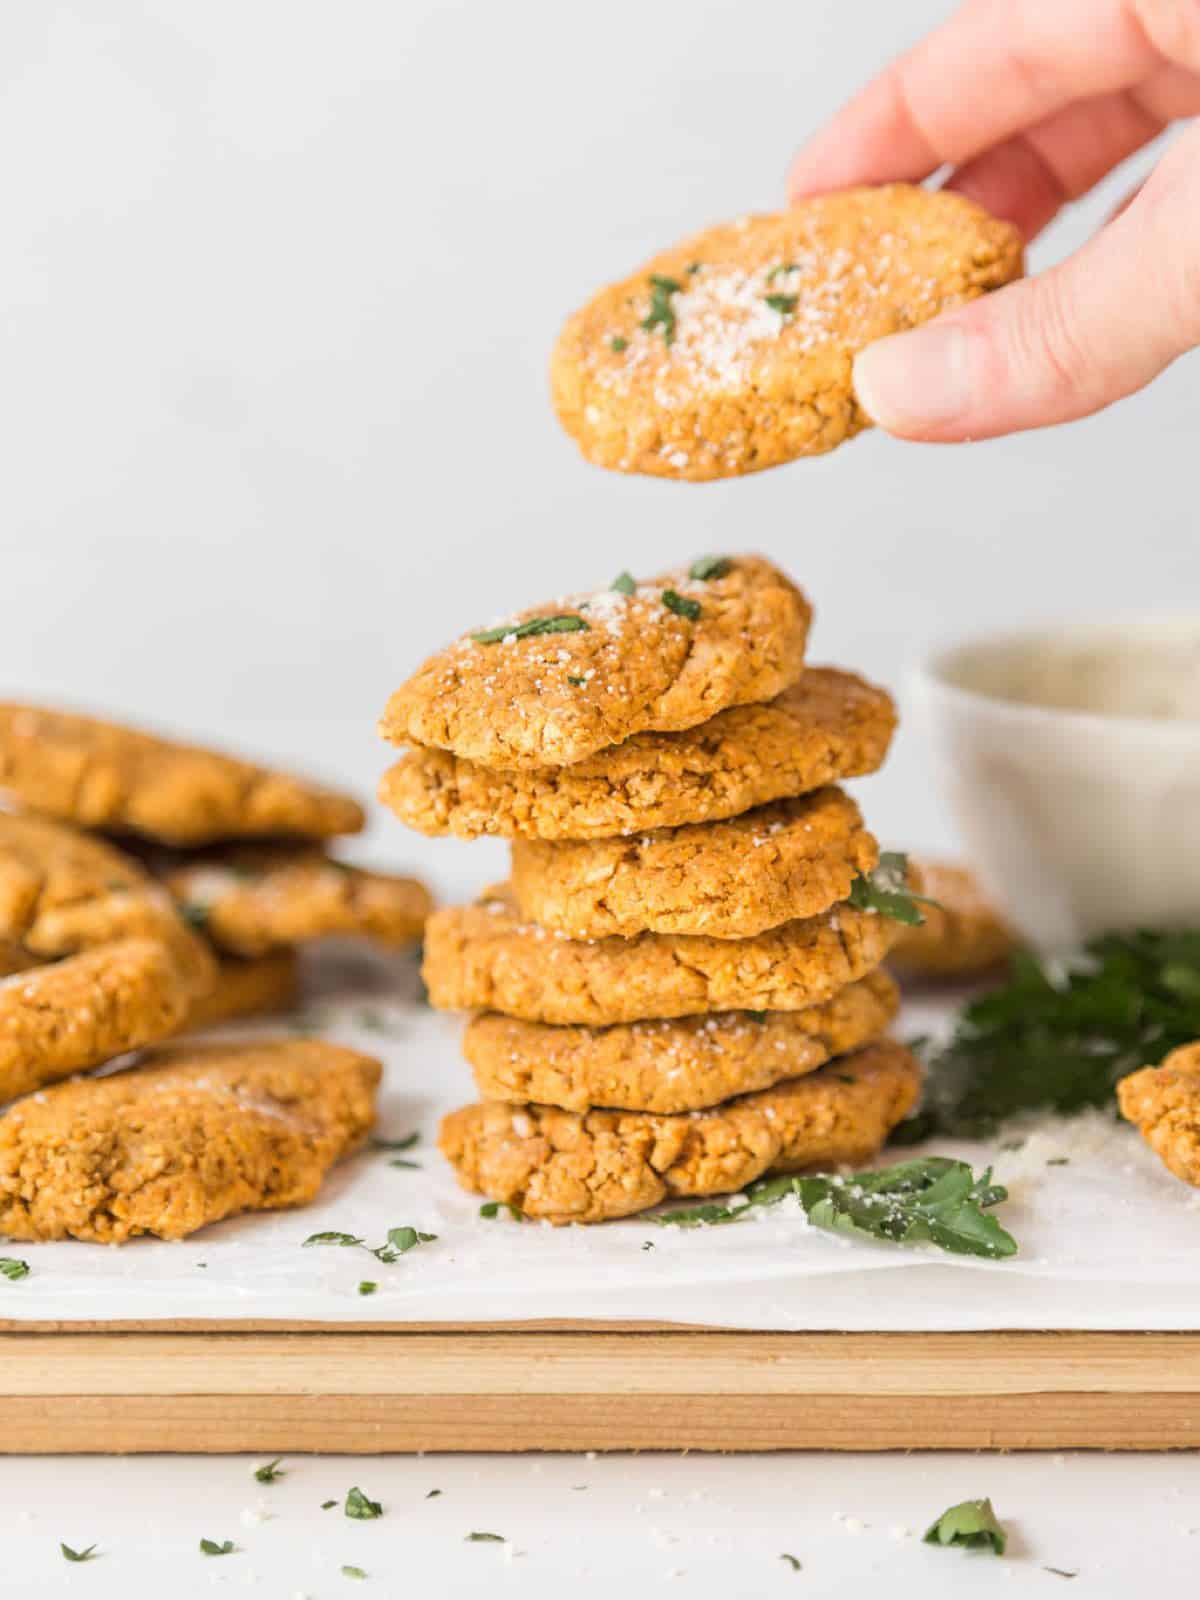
[
  {"left": 0, "top": 812, "right": 215, "bottom": 999},
  {"left": 380, "top": 665, "right": 896, "bottom": 842},
  {"left": 378, "top": 555, "right": 810, "bottom": 770},
  {"left": 0, "top": 1037, "right": 381, "bottom": 1242},
  {"left": 181, "top": 950, "right": 300, "bottom": 1032},
  {"left": 551, "top": 186, "right": 1022, "bottom": 481},
  {"left": 440, "top": 1040, "right": 921, "bottom": 1223},
  {"left": 891, "top": 860, "right": 1016, "bottom": 981},
  {"left": 0, "top": 703, "right": 364, "bottom": 845},
  {"left": 0, "top": 938, "right": 193, "bottom": 1103},
  {"left": 162, "top": 845, "right": 432, "bottom": 958},
  {"left": 466, "top": 968, "right": 899, "bottom": 1114},
  {"left": 510, "top": 788, "right": 877, "bottom": 941},
  {"left": 1119, "top": 1043, "right": 1200, "bottom": 1189},
  {"left": 423, "top": 883, "right": 901, "bottom": 1025}
]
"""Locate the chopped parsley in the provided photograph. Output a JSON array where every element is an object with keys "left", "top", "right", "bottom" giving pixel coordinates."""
[
  {"left": 322, "top": 1500, "right": 337, "bottom": 1510},
  {"left": 611, "top": 571, "right": 636, "bottom": 596},
  {"left": 686, "top": 261, "right": 702, "bottom": 275},
  {"left": 656, "top": 1156, "right": 1017, "bottom": 1260},
  {"left": 199, "top": 1538, "right": 235, "bottom": 1556},
  {"left": 764, "top": 292, "right": 798, "bottom": 314},
  {"left": 779, "top": 1553, "right": 802, "bottom": 1571},
  {"left": 767, "top": 262, "right": 797, "bottom": 282},
  {"left": 471, "top": 614, "right": 590, "bottom": 646},
  {"left": 179, "top": 902, "right": 211, "bottom": 932},
  {"left": 60, "top": 1543, "right": 98, "bottom": 1563},
  {"left": 372, "top": 1132, "right": 419, "bottom": 1152},
  {"left": 480, "top": 1200, "right": 524, "bottom": 1221},
  {"left": 847, "top": 852, "right": 934, "bottom": 927},
  {"left": 358, "top": 1280, "right": 378, "bottom": 1296},
  {"left": 254, "top": 1458, "right": 285, "bottom": 1483},
  {"left": 342, "top": 1566, "right": 368, "bottom": 1580},
  {"left": 923, "top": 1498, "right": 1007, "bottom": 1555},
  {"left": 466, "top": 1531, "right": 505, "bottom": 1542},
  {"left": 567, "top": 675, "right": 587, "bottom": 686},
  {"left": 389, "top": 1158, "right": 421, "bottom": 1170},
  {"left": 610, "top": 336, "right": 628, "bottom": 353},
  {"left": 1045, "top": 1568, "right": 1079, "bottom": 1579},
  {"left": 0, "top": 1258, "right": 30, "bottom": 1281},
  {"left": 641, "top": 274, "right": 683, "bottom": 345},
  {"left": 345, "top": 1487, "right": 383, "bottom": 1520},
  {"left": 687, "top": 556, "right": 732, "bottom": 581},
  {"left": 910, "top": 929, "right": 1200, "bottom": 1138},
  {"left": 661, "top": 589, "right": 701, "bottom": 621},
  {"left": 426, "top": 1488, "right": 442, "bottom": 1499},
  {"left": 303, "top": 1226, "right": 436, "bottom": 1264}
]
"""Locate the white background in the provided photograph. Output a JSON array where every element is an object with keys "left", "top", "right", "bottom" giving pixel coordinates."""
[{"left": 3, "top": 0, "right": 1198, "bottom": 1593}]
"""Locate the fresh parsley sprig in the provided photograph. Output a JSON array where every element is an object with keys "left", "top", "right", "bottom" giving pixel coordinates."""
[
  {"left": 914, "top": 929, "right": 1200, "bottom": 1138},
  {"left": 0, "top": 1257, "right": 30, "bottom": 1281},
  {"left": 254, "top": 1458, "right": 285, "bottom": 1483},
  {"left": 848, "top": 851, "right": 936, "bottom": 927},
  {"left": 655, "top": 1155, "right": 1017, "bottom": 1260},
  {"left": 923, "top": 1498, "right": 1007, "bottom": 1555},
  {"left": 471, "top": 614, "right": 590, "bottom": 645},
  {"left": 641, "top": 274, "right": 683, "bottom": 344}
]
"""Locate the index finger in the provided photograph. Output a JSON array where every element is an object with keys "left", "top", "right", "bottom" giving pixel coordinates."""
[{"left": 787, "top": 0, "right": 1164, "bottom": 200}]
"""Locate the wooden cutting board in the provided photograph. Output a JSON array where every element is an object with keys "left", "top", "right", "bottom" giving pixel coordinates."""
[{"left": 4, "top": 1322, "right": 1199, "bottom": 1453}]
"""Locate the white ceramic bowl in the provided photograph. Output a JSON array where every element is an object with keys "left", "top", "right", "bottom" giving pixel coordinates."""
[{"left": 910, "top": 619, "right": 1200, "bottom": 953}]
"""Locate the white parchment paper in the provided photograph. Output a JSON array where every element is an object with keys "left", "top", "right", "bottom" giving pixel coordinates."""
[{"left": 3, "top": 956, "right": 1198, "bottom": 1330}]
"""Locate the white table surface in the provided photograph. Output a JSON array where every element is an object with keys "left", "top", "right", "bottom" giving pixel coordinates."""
[{"left": 5, "top": 1448, "right": 1197, "bottom": 1597}]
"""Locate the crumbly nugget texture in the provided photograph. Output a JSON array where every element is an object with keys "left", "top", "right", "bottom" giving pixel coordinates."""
[
  {"left": 378, "top": 555, "right": 811, "bottom": 770},
  {"left": 891, "top": 860, "right": 1016, "bottom": 980},
  {"left": 466, "top": 969, "right": 900, "bottom": 1114},
  {"left": 440, "top": 1040, "right": 921, "bottom": 1223},
  {"left": 423, "top": 883, "right": 902, "bottom": 1026},
  {"left": 0, "top": 938, "right": 193, "bottom": 1103},
  {"left": 0, "top": 811, "right": 215, "bottom": 991},
  {"left": 380, "top": 665, "right": 896, "bottom": 842},
  {"left": 551, "top": 185, "right": 1023, "bottom": 481},
  {"left": 510, "top": 787, "right": 878, "bottom": 941},
  {"left": 0, "top": 1037, "right": 381, "bottom": 1242},
  {"left": 1118, "top": 1043, "right": 1200, "bottom": 1190},
  {"left": 0, "top": 703, "right": 364, "bottom": 845},
  {"left": 163, "top": 845, "right": 432, "bottom": 958}
]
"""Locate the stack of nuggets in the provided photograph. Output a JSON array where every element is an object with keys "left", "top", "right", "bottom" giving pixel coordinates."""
[
  {"left": 0, "top": 706, "right": 434, "bottom": 1240},
  {"left": 379, "top": 554, "right": 923, "bottom": 1224}
]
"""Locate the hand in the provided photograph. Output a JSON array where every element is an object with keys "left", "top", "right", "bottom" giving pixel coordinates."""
[{"left": 788, "top": 0, "right": 1200, "bottom": 441}]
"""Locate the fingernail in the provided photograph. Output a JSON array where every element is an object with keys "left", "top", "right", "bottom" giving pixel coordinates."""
[{"left": 853, "top": 322, "right": 973, "bottom": 436}]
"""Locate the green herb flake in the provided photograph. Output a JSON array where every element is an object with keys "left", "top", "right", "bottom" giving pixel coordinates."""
[
  {"left": 1047, "top": 1157, "right": 1070, "bottom": 1167},
  {"left": 342, "top": 1566, "right": 368, "bottom": 1580},
  {"left": 0, "top": 1257, "right": 30, "bottom": 1281},
  {"left": 640, "top": 273, "right": 683, "bottom": 345},
  {"left": 480, "top": 1200, "right": 524, "bottom": 1221},
  {"left": 372, "top": 1226, "right": 436, "bottom": 1263},
  {"left": 389, "top": 1159, "right": 421, "bottom": 1170},
  {"left": 254, "top": 1458, "right": 285, "bottom": 1483},
  {"left": 611, "top": 570, "right": 636, "bottom": 596},
  {"left": 567, "top": 675, "right": 587, "bottom": 686},
  {"left": 199, "top": 1538, "right": 235, "bottom": 1556},
  {"left": 345, "top": 1487, "right": 383, "bottom": 1520},
  {"left": 767, "top": 262, "right": 797, "bottom": 282},
  {"left": 686, "top": 261, "right": 702, "bottom": 275},
  {"left": 471, "top": 614, "right": 590, "bottom": 646},
  {"left": 358, "top": 1280, "right": 378, "bottom": 1297},
  {"left": 179, "top": 902, "right": 210, "bottom": 932},
  {"left": 303, "top": 1231, "right": 365, "bottom": 1249},
  {"left": 780, "top": 1553, "right": 802, "bottom": 1571},
  {"left": 918, "top": 929, "right": 1200, "bottom": 1138},
  {"left": 662, "top": 589, "right": 701, "bottom": 622},
  {"left": 641, "top": 1241, "right": 655, "bottom": 1251},
  {"left": 426, "top": 1488, "right": 442, "bottom": 1499},
  {"left": 765, "top": 292, "right": 798, "bottom": 314},
  {"left": 687, "top": 556, "right": 732, "bottom": 581},
  {"left": 610, "top": 336, "right": 628, "bottom": 353},
  {"left": 322, "top": 1500, "right": 337, "bottom": 1510},
  {"left": 372, "top": 1132, "right": 419, "bottom": 1152},
  {"left": 657, "top": 1156, "right": 1017, "bottom": 1260},
  {"left": 61, "top": 1543, "right": 98, "bottom": 1563},
  {"left": 467, "top": 1531, "right": 506, "bottom": 1542},
  {"left": 923, "top": 1498, "right": 1007, "bottom": 1555},
  {"left": 1045, "top": 1568, "right": 1078, "bottom": 1579},
  {"left": 847, "top": 851, "right": 936, "bottom": 927}
]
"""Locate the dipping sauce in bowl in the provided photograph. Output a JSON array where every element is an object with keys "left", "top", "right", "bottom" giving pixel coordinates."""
[{"left": 911, "top": 620, "right": 1200, "bottom": 953}]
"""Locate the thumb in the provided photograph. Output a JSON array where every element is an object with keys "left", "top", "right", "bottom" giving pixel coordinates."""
[{"left": 851, "top": 129, "right": 1200, "bottom": 443}]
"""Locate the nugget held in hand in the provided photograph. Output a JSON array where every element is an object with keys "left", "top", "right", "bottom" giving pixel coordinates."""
[
  {"left": 0, "top": 1038, "right": 380, "bottom": 1242},
  {"left": 552, "top": 185, "right": 1021, "bottom": 481}
]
